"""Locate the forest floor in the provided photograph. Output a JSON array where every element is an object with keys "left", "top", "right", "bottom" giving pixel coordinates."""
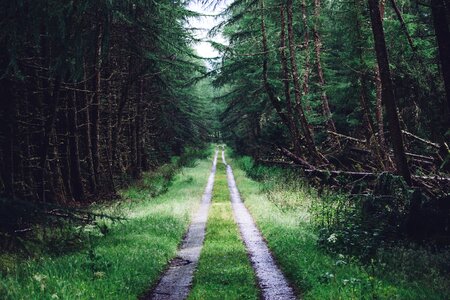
[{"left": 1, "top": 147, "right": 449, "bottom": 299}]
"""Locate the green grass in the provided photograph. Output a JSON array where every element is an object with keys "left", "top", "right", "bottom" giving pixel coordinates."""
[
  {"left": 188, "top": 163, "right": 259, "bottom": 300},
  {"left": 0, "top": 158, "right": 214, "bottom": 300},
  {"left": 228, "top": 156, "right": 450, "bottom": 300}
]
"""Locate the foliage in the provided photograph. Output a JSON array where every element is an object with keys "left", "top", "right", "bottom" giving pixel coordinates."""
[
  {"left": 0, "top": 146, "right": 209, "bottom": 255},
  {"left": 212, "top": 0, "right": 448, "bottom": 177},
  {"left": 0, "top": 154, "right": 214, "bottom": 299},
  {"left": 0, "top": 0, "right": 214, "bottom": 203},
  {"left": 230, "top": 154, "right": 450, "bottom": 299},
  {"left": 314, "top": 172, "right": 450, "bottom": 261}
]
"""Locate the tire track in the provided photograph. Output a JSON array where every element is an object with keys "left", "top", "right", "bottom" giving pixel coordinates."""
[
  {"left": 145, "top": 150, "right": 218, "bottom": 300},
  {"left": 225, "top": 151, "right": 297, "bottom": 300}
]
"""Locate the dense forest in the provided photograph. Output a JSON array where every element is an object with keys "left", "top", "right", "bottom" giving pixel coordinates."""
[
  {"left": 1, "top": 0, "right": 450, "bottom": 298},
  {"left": 216, "top": 0, "right": 449, "bottom": 180},
  {"left": 1, "top": 0, "right": 448, "bottom": 205},
  {"left": 0, "top": 0, "right": 217, "bottom": 204},
  {"left": 212, "top": 0, "right": 450, "bottom": 238}
]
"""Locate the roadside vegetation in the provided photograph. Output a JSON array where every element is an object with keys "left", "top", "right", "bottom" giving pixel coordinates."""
[
  {"left": 0, "top": 150, "right": 211, "bottom": 300},
  {"left": 230, "top": 152, "right": 450, "bottom": 299},
  {"left": 188, "top": 162, "right": 259, "bottom": 300}
]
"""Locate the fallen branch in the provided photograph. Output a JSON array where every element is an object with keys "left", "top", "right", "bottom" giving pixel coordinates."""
[
  {"left": 278, "top": 147, "right": 316, "bottom": 170},
  {"left": 405, "top": 152, "right": 435, "bottom": 161},
  {"left": 402, "top": 130, "right": 440, "bottom": 149},
  {"left": 350, "top": 147, "right": 435, "bottom": 163},
  {"left": 304, "top": 168, "right": 450, "bottom": 183},
  {"left": 258, "top": 159, "right": 300, "bottom": 167},
  {"left": 327, "top": 130, "right": 366, "bottom": 144}
]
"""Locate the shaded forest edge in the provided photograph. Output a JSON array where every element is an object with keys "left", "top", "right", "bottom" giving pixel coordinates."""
[
  {"left": 0, "top": 1, "right": 219, "bottom": 205},
  {"left": 229, "top": 153, "right": 450, "bottom": 299},
  {"left": 214, "top": 0, "right": 449, "bottom": 244},
  {"left": 0, "top": 154, "right": 213, "bottom": 299},
  {"left": 0, "top": 146, "right": 210, "bottom": 256}
]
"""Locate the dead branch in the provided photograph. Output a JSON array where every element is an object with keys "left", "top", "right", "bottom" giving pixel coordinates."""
[
  {"left": 402, "top": 130, "right": 440, "bottom": 149},
  {"left": 277, "top": 147, "right": 316, "bottom": 170},
  {"left": 327, "top": 130, "right": 366, "bottom": 143}
]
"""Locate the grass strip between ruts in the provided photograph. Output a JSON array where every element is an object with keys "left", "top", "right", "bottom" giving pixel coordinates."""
[{"left": 188, "top": 162, "right": 259, "bottom": 300}]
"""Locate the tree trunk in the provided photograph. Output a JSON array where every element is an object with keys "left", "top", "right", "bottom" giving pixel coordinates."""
[
  {"left": 355, "top": 2, "right": 390, "bottom": 170},
  {"left": 368, "top": 0, "right": 412, "bottom": 184},
  {"left": 111, "top": 55, "right": 133, "bottom": 164},
  {"left": 106, "top": 77, "right": 116, "bottom": 193},
  {"left": 286, "top": 0, "right": 322, "bottom": 162},
  {"left": 312, "top": 0, "right": 340, "bottom": 146},
  {"left": 68, "top": 92, "right": 85, "bottom": 202},
  {"left": 39, "top": 76, "right": 62, "bottom": 202},
  {"left": 301, "top": 0, "right": 312, "bottom": 114},
  {"left": 91, "top": 21, "right": 103, "bottom": 188},
  {"left": 0, "top": 78, "right": 15, "bottom": 199},
  {"left": 58, "top": 95, "right": 73, "bottom": 200},
  {"left": 260, "top": 0, "right": 291, "bottom": 129},
  {"left": 135, "top": 79, "right": 144, "bottom": 177},
  {"left": 83, "top": 61, "right": 97, "bottom": 195},
  {"left": 374, "top": 0, "right": 387, "bottom": 151},
  {"left": 431, "top": 0, "right": 450, "bottom": 117},
  {"left": 279, "top": 4, "right": 302, "bottom": 156}
]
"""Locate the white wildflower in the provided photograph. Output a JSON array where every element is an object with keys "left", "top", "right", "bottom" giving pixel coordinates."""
[{"left": 327, "top": 233, "right": 338, "bottom": 243}]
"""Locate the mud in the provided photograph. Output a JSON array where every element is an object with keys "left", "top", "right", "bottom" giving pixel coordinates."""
[
  {"left": 144, "top": 151, "right": 218, "bottom": 300},
  {"left": 226, "top": 156, "right": 297, "bottom": 300}
]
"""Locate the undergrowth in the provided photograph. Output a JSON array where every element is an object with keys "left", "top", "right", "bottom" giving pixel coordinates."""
[
  {"left": 232, "top": 152, "right": 450, "bottom": 299},
  {"left": 0, "top": 147, "right": 212, "bottom": 299}
]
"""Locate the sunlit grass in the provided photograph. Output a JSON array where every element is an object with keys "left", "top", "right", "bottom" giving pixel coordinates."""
[
  {"left": 229, "top": 156, "right": 450, "bottom": 300},
  {"left": 188, "top": 163, "right": 259, "bottom": 300},
  {"left": 0, "top": 158, "right": 213, "bottom": 300}
]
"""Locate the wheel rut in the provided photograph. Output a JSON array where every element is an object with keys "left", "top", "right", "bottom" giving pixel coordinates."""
[
  {"left": 224, "top": 151, "right": 297, "bottom": 300},
  {"left": 143, "top": 150, "right": 218, "bottom": 300}
]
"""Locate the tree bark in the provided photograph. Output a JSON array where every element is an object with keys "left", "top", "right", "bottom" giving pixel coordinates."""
[
  {"left": 301, "top": 0, "right": 312, "bottom": 113},
  {"left": 68, "top": 92, "right": 85, "bottom": 202},
  {"left": 374, "top": 0, "right": 387, "bottom": 152},
  {"left": 312, "top": 0, "right": 340, "bottom": 146},
  {"left": 279, "top": 4, "right": 303, "bottom": 156},
  {"left": 83, "top": 61, "right": 97, "bottom": 195},
  {"left": 286, "top": 0, "right": 322, "bottom": 162},
  {"left": 91, "top": 21, "right": 103, "bottom": 188},
  {"left": 368, "top": 0, "right": 412, "bottom": 185},
  {"left": 431, "top": 0, "right": 450, "bottom": 116}
]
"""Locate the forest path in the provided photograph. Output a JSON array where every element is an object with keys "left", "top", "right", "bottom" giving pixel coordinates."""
[
  {"left": 224, "top": 152, "right": 297, "bottom": 300},
  {"left": 144, "top": 150, "right": 218, "bottom": 300},
  {"left": 147, "top": 149, "right": 295, "bottom": 300}
]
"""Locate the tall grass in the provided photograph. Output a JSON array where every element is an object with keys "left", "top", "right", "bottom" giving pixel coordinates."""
[
  {"left": 0, "top": 156, "right": 214, "bottom": 299},
  {"left": 230, "top": 154, "right": 450, "bottom": 299}
]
